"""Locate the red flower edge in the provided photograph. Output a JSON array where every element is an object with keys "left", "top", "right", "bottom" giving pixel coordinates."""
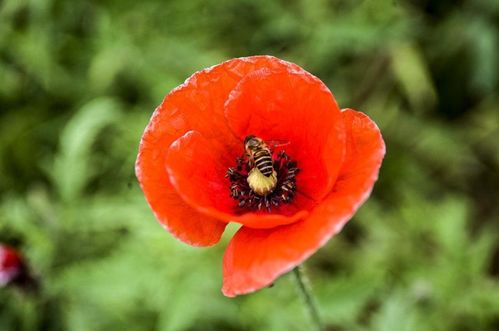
[
  {"left": 136, "top": 56, "right": 385, "bottom": 296},
  {"left": 0, "top": 245, "right": 23, "bottom": 287}
]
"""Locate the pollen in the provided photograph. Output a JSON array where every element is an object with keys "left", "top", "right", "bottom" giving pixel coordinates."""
[
  {"left": 247, "top": 168, "right": 277, "bottom": 196},
  {"left": 226, "top": 150, "right": 299, "bottom": 212}
]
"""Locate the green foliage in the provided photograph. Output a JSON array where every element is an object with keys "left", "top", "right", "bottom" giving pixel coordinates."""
[{"left": 1, "top": 0, "right": 499, "bottom": 330}]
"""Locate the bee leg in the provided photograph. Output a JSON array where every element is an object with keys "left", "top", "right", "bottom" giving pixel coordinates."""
[
  {"left": 278, "top": 150, "right": 289, "bottom": 161},
  {"left": 236, "top": 156, "right": 247, "bottom": 171}
]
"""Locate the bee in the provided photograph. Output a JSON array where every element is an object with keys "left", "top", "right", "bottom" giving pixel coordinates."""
[{"left": 244, "top": 135, "right": 278, "bottom": 196}]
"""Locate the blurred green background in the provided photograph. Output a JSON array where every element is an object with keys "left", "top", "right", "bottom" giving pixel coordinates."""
[{"left": 1, "top": 0, "right": 499, "bottom": 330}]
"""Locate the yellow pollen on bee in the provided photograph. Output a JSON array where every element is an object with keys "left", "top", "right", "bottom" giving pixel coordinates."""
[{"left": 247, "top": 168, "right": 277, "bottom": 196}]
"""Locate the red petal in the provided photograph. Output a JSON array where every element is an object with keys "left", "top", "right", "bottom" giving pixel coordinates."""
[
  {"left": 0, "top": 245, "right": 22, "bottom": 286},
  {"left": 224, "top": 68, "right": 346, "bottom": 203},
  {"left": 166, "top": 131, "right": 309, "bottom": 229},
  {"left": 0, "top": 246, "right": 21, "bottom": 271},
  {"left": 222, "top": 109, "right": 385, "bottom": 296},
  {"left": 136, "top": 124, "right": 226, "bottom": 246},
  {"left": 136, "top": 56, "right": 304, "bottom": 245}
]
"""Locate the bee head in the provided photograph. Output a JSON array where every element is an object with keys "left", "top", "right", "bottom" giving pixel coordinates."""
[{"left": 244, "top": 135, "right": 262, "bottom": 152}]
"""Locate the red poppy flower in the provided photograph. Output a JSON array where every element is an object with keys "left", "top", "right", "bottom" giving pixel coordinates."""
[
  {"left": 136, "top": 56, "right": 385, "bottom": 297},
  {"left": 0, "top": 245, "right": 23, "bottom": 287}
]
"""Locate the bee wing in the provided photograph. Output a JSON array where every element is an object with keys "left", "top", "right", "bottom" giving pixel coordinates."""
[
  {"left": 267, "top": 139, "right": 291, "bottom": 149},
  {"left": 266, "top": 139, "right": 291, "bottom": 159}
]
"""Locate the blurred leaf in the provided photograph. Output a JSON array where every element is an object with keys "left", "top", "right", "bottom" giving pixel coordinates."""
[
  {"left": 390, "top": 42, "right": 437, "bottom": 113},
  {"left": 52, "top": 98, "right": 121, "bottom": 201}
]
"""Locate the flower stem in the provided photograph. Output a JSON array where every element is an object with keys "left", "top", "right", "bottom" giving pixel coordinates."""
[{"left": 292, "top": 266, "right": 324, "bottom": 331}]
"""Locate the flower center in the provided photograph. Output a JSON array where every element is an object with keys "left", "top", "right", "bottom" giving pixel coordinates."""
[{"left": 226, "top": 136, "right": 299, "bottom": 212}]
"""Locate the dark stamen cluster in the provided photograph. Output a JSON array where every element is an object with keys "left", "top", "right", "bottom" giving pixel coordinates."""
[{"left": 226, "top": 151, "right": 299, "bottom": 212}]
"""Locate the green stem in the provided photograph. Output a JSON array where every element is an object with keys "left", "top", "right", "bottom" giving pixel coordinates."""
[{"left": 292, "top": 266, "right": 324, "bottom": 331}]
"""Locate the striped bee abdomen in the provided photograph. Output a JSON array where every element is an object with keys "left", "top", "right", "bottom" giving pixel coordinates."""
[{"left": 254, "top": 148, "right": 274, "bottom": 177}]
